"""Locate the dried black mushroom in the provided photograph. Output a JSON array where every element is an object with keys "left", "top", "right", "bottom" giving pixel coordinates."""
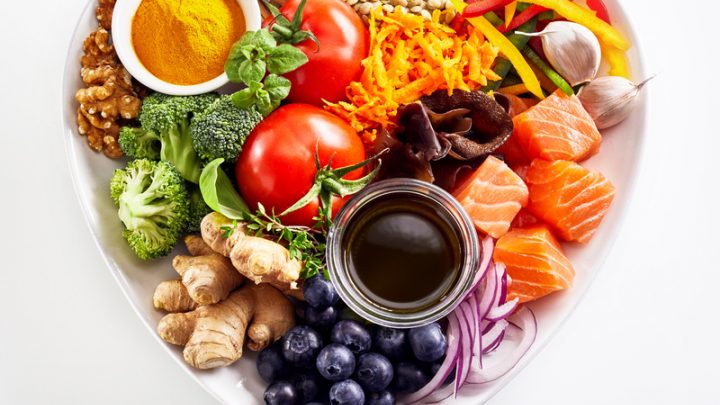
[{"left": 373, "top": 89, "right": 513, "bottom": 190}]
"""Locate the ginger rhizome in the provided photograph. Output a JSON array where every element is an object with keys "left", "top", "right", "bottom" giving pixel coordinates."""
[
  {"left": 200, "top": 212, "right": 303, "bottom": 294},
  {"left": 153, "top": 235, "right": 245, "bottom": 311},
  {"left": 157, "top": 283, "right": 295, "bottom": 369}
]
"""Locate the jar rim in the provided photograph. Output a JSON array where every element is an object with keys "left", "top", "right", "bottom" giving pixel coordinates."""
[{"left": 327, "top": 179, "right": 479, "bottom": 328}]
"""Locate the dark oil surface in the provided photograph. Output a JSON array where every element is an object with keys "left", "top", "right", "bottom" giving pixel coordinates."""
[{"left": 343, "top": 195, "right": 462, "bottom": 312}]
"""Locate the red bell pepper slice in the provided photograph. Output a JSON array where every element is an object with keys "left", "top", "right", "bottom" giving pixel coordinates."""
[
  {"left": 450, "top": 13, "right": 467, "bottom": 32},
  {"left": 586, "top": 0, "right": 611, "bottom": 24},
  {"left": 462, "top": 0, "right": 515, "bottom": 18},
  {"left": 498, "top": 4, "right": 549, "bottom": 33}
]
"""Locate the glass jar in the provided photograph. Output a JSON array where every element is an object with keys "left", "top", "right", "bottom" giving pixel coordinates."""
[{"left": 327, "top": 179, "right": 479, "bottom": 328}]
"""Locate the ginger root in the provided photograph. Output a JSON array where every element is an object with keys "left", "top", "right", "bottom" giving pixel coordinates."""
[
  {"left": 157, "top": 283, "right": 295, "bottom": 369},
  {"left": 153, "top": 235, "right": 245, "bottom": 311},
  {"left": 153, "top": 279, "right": 197, "bottom": 313},
  {"left": 201, "top": 212, "right": 302, "bottom": 295}
]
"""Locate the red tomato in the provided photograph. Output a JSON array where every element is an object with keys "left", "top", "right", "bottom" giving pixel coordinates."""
[
  {"left": 274, "top": 0, "right": 368, "bottom": 106},
  {"left": 236, "top": 104, "right": 367, "bottom": 226}
]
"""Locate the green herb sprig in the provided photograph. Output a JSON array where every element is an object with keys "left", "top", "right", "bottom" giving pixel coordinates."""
[
  {"left": 225, "top": 29, "right": 307, "bottom": 117},
  {"left": 218, "top": 201, "right": 328, "bottom": 280}
]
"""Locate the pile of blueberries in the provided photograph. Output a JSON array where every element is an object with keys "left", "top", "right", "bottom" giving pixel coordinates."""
[{"left": 258, "top": 275, "right": 449, "bottom": 405}]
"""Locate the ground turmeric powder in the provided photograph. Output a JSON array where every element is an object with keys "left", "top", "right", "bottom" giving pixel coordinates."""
[{"left": 132, "top": 0, "right": 246, "bottom": 85}]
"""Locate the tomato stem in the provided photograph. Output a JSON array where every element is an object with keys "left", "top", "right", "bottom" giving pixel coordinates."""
[
  {"left": 279, "top": 148, "right": 389, "bottom": 225},
  {"left": 263, "top": 0, "right": 321, "bottom": 50}
]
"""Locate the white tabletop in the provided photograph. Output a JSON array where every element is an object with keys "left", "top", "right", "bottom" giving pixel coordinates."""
[{"left": 1, "top": 0, "right": 718, "bottom": 403}]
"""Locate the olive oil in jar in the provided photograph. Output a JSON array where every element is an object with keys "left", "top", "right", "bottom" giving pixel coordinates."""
[{"left": 342, "top": 195, "right": 462, "bottom": 313}]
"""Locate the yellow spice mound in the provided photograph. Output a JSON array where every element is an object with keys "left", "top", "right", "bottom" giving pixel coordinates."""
[{"left": 132, "top": 0, "right": 246, "bottom": 85}]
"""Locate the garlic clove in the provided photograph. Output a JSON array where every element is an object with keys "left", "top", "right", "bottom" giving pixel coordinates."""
[
  {"left": 578, "top": 75, "right": 654, "bottom": 129},
  {"left": 517, "top": 21, "right": 601, "bottom": 87}
]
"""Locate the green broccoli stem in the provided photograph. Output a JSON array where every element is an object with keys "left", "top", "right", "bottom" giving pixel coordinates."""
[{"left": 160, "top": 119, "right": 203, "bottom": 184}]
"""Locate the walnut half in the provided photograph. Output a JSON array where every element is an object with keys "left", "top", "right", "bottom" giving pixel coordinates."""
[{"left": 76, "top": 7, "right": 143, "bottom": 159}]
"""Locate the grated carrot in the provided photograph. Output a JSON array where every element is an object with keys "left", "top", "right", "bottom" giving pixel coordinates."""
[{"left": 325, "top": 7, "right": 501, "bottom": 144}]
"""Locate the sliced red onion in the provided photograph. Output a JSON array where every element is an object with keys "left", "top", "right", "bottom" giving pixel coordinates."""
[
  {"left": 482, "top": 329, "right": 505, "bottom": 354},
  {"left": 466, "top": 307, "right": 537, "bottom": 384},
  {"left": 476, "top": 261, "right": 497, "bottom": 320},
  {"left": 481, "top": 319, "right": 508, "bottom": 350},
  {"left": 454, "top": 307, "right": 473, "bottom": 394},
  {"left": 498, "top": 262, "right": 509, "bottom": 305},
  {"left": 466, "top": 236, "right": 496, "bottom": 295},
  {"left": 467, "top": 294, "right": 483, "bottom": 370},
  {"left": 419, "top": 382, "right": 454, "bottom": 404},
  {"left": 404, "top": 314, "right": 461, "bottom": 404},
  {"left": 405, "top": 238, "right": 538, "bottom": 403},
  {"left": 486, "top": 297, "right": 519, "bottom": 322}
]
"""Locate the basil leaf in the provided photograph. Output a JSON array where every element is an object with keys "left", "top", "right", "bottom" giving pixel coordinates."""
[
  {"left": 267, "top": 44, "right": 308, "bottom": 74},
  {"left": 238, "top": 58, "right": 266, "bottom": 85},
  {"left": 199, "top": 158, "right": 249, "bottom": 220},
  {"left": 248, "top": 80, "right": 264, "bottom": 93},
  {"left": 225, "top": 43, "right": 249, "bottom": 82},
  {"left": 255, "top": 89, "right": 273, "bottom": 117},
  {"left": 231, "top": 88, "right": 257, "bottom": 109},
  {"left": 264, "top": 74, "right": 291, "bottom": 102},
  {"left": 239, "top": 30, "right": 277, "bottom": 52}
]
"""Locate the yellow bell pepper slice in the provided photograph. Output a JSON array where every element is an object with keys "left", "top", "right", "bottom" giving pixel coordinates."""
[
  {"left": 504, "top": 2, "right": 517, "bottom": 28},
  {"left": 523, "top": 0, "right": 630, "bottom": 51},
  {"left": 450, "top": 0, "right": 544, "bottom": 99},
  {"left": 602, "top": 44, "right": 631, "bottom": 78}
]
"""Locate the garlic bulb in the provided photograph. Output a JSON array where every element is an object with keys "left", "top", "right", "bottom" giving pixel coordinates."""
[
  {"left": 518, "top": 21, "right": 601, "bottom": 87},
  {"left": 578, "top": 76, "right": 654, "bottom": 129}
]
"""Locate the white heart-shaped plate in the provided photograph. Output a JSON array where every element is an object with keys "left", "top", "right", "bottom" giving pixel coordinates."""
[{"left": 61, "top": 1, "right": 647, "bottom": 403}]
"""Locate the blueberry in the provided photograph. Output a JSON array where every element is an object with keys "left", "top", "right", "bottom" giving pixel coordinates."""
[
  {"left": 305, "top": 305, "right": 340, "bottom": 330},
  {"left": 373, "top": 327, "right": 407, "bottom": 360},
  {"left": 395, "top": 362, "right": 430, "bottom": 394},
  {"left": 256, "top": 344, "right": 288, "bottom": 383},
  {"left": 316, "top": 343, "right": 356, "bottom": 382},
  {"left": 304, "top": 274, "right": 340, "bottom": 308},
  {"left": 282, "top": 325, "right": 324, "bottom": 366},
  {"left": 331, "top": 320, "right": 372, "bottom": 355},
  {"left": 355, "top": 353, "right": 393, "bottom": 392},
  {"left": 366, "top": 390, "right": 396, "bottom": 405},
  {"left": 292, "top": 371, "right": 323, "bottom": 403},
  {"left": 329, "top": 379, "right": 365, "bottom": 405},
  {"left": 408, "top": 322, "right": 447, "bottom": 362},
  {"left": 263, "top": 381, "right": 300, "bottom": 405}
]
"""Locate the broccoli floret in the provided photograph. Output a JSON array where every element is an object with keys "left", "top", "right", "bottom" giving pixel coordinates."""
[
  {"left": 110, "top": 159, "right": 190, "bottom": 260},
  {"left": 186, "top": 185, "right": 213, "bottom": 233},
  {"left": 190, "top": 95, "right": 263, "bottom": 162},
  {"left": 137, "top": 92, "right": 220, "bottom": 183},
  {"left": 118, "top": 126, "right": 161, "bottom": 160}
]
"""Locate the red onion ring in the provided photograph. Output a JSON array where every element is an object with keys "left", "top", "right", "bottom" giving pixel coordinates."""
[
  {"left": 466, "top": 307, "right": 537, "bottom": 384},
  {"left": 486, "top": 298, "right": 519, "bottom": 322},
  {"left": 465, "top": 236, "right": 496, "bottom": 297},
  {"left": 404, "top": 237, "right": 538, "bottom": 403}
]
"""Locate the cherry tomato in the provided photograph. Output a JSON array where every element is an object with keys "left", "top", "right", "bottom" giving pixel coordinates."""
[
  {"left": 274, "top": 0, "right": 368, "bottom": 106},
  {"left": 236, "top": 104, "right": 367, "bottom": 226}
]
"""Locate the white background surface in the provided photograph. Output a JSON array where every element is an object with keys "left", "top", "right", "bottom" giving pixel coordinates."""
[{"left": 1, "top": 0, "right": 718, "bottom": 404}]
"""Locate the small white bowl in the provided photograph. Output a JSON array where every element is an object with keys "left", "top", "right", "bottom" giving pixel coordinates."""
[{"left": 112, "top": 0, "right": 261, "bottom": 96}]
